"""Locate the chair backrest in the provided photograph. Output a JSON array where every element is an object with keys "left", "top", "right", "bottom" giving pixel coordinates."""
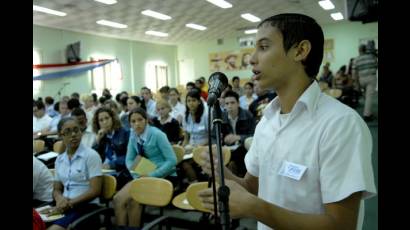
[
  {"left": 172, "top": 145, "right": 185, "bottom": 164},
  {"left": 33, "top": 140, "right": 45, "bottom": 153},
  {"left": 192, "top": 146, "right": 231, "bottom": 166},
  {"left": 129, "top": 177, "right": 173, "bottom": 207},
  {"left": 324, "top": 88, "right": 342, "bottom": 98},
  {"left": 101, "top": 174, "right": 117, "bottom": 200},
  {"left": 244, "top": 137, "right": 253, "bottom": 151},
  {"left": 53, "top": 140, "right": 66, "bottom": 154},
  {"left": 186, "top": 182, "right": 212, "bottom": 213}
]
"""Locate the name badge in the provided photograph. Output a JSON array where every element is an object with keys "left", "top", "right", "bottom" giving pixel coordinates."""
[{"left": 278, "top": 161, "right": 307, "bottom": 181}]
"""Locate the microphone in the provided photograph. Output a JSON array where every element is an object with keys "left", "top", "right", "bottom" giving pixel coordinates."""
[{"left": 207, "top": 72, "right": 228, "bottom": 106}]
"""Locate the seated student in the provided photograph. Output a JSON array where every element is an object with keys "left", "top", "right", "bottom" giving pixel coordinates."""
[
  {"left": 232, "top": 76, "right": 244, "bottom": 96},
  {"left": 181, "top": 89, "right": 209, "bottom": 182},
  {"left": 318, "top": 62, "right": 334, "bottom": 88},
  {"left": 71, "top": 108, "right": 96, "bottom": 148},
  {"left": 248, "top": 80, "right": 277, "bottom": 123},
  {"left": 92, "top": 107, "right": 130, "bottom": 172},
  {"left": 44, "top": 117, "right": 102, "bottom": 230},
  {"left": 33, "top": 155, "right": 53, "bottom": 207},
  {"left": 43, "top": 100, "right": 71, "bottom": 136},
  {"left": 239, "top": 81, "right": 258, "bottom": 110},
  {"left": 168, "top": 88, "right": 186, "bottom": 124},
  {"left": 45, "top": 96, "right": 58, "bottom": 118},
  {"left": 103, "top": 99, "right": 121, "bottom": 115},
  {"left": 141, "top": 87, "right": 157, "bottom": 119},
  {"left": 120, "top": 95, "right": 146, "bottom": 131},
  {"left": 81, "top": 94, "right": 97, "bottom": 131},
  {"left": 152, "top": 99, "right": 182, "bottom": 144},
  {"left": 159, "top": 85, "right": 170, "bottom": 101},
  {"left": 216, "top": 90, "right": 256, "bottom": 177},
  {"left": 113, "top": 108, "right": 177, "bottom": 228},
  {"left": 33, "top": 101, "right": 52, "bottom": 138}
]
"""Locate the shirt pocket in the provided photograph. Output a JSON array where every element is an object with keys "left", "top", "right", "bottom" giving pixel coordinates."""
[{"left": 70, "top": 164, "right": 88, "bottom": 182}]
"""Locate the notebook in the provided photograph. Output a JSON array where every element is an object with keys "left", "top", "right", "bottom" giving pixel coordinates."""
[{"left": 132, "top": 157, "right": 157, "bottom": 175}]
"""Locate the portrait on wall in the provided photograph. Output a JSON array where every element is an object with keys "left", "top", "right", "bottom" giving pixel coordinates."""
[{"left": 209, "top": 48, "right": 255, "bottom": 72}]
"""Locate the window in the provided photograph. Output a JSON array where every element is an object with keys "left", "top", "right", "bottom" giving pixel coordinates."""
[
  {"left": 145, "top": 61, "right": 168, "bottom": 92},
  {"left": 33, "top": 49, "right": 42, "bottom": 96},
  {"left": 90, "top": 56, "right": 122, "bottom": 96}
]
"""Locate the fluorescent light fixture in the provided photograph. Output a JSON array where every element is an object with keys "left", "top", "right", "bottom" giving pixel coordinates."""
[
  {"left": 145, "top": 30, "right": 169, "bottom": 37},
  {"left": 141, "top": 10, "right": 172, "bottom": 20},
  {"left": 206, "top": 0, "right": 232, "bottom": 9},
  {"left": 186, "top": 23, "right": 207, "bottom": 31},
  {"left": 241, "top": 13, "right": 261, "bottom": 23},
  {"left": 331, "top": 12, "right": 344, "bottom": 20},
  {"left": 318, "top": 0, "right": 335, "bottom": 10},
  {"left": 94, "top": 0, "right": 117, "bottom": 5},
  {"left": 245, "top": 29, "right": 257, "bottom": 34},
  {"left": 96, "top": 20, "right": 127, "bottom": 28},
  {"left": 33, "top": 5, "right": 67, "bottom": 16}
]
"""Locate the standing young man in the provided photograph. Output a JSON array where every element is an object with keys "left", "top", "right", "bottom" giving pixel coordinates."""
[{"left": 199, "top": 13, "right": 376, "bottom": 230}]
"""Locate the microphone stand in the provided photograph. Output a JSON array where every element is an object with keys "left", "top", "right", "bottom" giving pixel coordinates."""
[
  {"left": 56, "top": 83, "right": 68, "bottom": 100},
  {"left": 210, "top": 99, "right": 230, "bottom": 230}
]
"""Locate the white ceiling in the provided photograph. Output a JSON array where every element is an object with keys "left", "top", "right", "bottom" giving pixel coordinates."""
[{"left": 33, "top": 0, "right": 347, "bottom": 45}]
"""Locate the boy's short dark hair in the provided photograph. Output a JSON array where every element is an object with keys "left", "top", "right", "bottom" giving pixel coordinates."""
[
  {"left": 71, "top": 107, "right": 86, "bottom": 117},
  {"left": 159, "top": 86, "right": 170, "bottom": 93},
  {"left": 45, "top": 96, "right": 54, "bottom": 105},
  {"left": 186, "top": 82, "right": 196, "bottom": 88},
  {"left": 223, "top": 90, "right": 239, "bottom": 102},
  {"left": 67, "top": 98, "right": 81, "bottom": 110},
  {"left": 232, "top": 76, "right": 240, "bottom": 82},
  {"left": 258, "top": 13, "right": 324, "bottom": 78},
  {"left": 33, "top": 101, "right": 46, "bottom": 110}
]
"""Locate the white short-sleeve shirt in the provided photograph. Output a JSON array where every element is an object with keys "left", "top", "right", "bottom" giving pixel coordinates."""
[
  {"left": 245, "top": 81, "right": 376, "bottom": 230},
  {"left": 33, "top": 114, "right": 52, "bottom": 133},
  {"left": 55, "top": 143, "right": 102, "bottom": 203},
  {"left": 33, "top": 156, "right": 53, "bottom": 202}
]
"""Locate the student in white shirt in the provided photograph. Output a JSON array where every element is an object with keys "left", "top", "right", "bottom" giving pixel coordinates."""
[
  {"left": 239, "top": 81, "right": 258, "bottom": 110},
  {"left": 168, "top": 87, "right": 186, "bottom": 124},
  {"left": 141, "top": 87, "right": 157, "bottom": 119},
  {"left": 71, "top": 108, "right": 96, "bottom": 148},
  {"left": 198, "top": 13, "right": 376, "bottom": 230},
  {"left": 33, "top": 156, "right": 53, "bottom": 207},
  {"left": 33, "top": 101, "right": 52, "bottom": 138}
]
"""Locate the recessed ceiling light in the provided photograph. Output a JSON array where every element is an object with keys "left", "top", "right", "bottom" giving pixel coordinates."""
[
  {"left": 331, "top": 12, "right": 344, "bottom": 21},
  {"left": 318, "top": 0, "right": 335, "bottom": 10},
  {"left": 241, "top": 13, "right": 261, "bottom": 23},
  {"left": 141, "top": 10, "right": 172, "bottom": 20},
  {"left": 206, "top": 0, "right": 232, "bottom": 9},
  {"left": 245, "top": 29, "right": 258, "bottom": 34},
  {"left": 96, "top": 20, "right": 127, "bottom": 29},
  {"left": 94, "top": 0, "right": 117, "bottom": 5},
  {"left": 145, "top": 30, "right": 169, "bottom": 37},
  {"left": 186, "top": 23, "right": 207, "bottom": 31},
  {"left": 33, "top": 5, "right": 67, "bottom": 17}
]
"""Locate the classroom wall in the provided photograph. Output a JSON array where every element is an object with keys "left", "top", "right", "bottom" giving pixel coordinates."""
[
  {"left": 176, "top": 21, "right": 378, "bottom": 81},
  {"left": 33, "top": 20, "right": 377, "bottom": 99},
  {"left": 33, "top": 25, "right": 177, "bottom": 99}
]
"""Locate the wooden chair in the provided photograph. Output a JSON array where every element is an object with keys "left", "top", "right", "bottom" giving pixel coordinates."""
[
  {"left": 172, "top": 144, "right": 185, "bottom": 164},
  {"left": 129, "top": 177, "right": 174, "bottom": 228},
  {"left": 324, "top": 88, "right": 343, "bottom": 98},
  {"left": 33, "top": 140, "right": 45, "bottom": 154},
  {"left": 53, "top": 140, "right": 66, "bottom": 153},
  {"left": 244, "top": 137, "right": 253, "bottom": 151},
  {"left": 68, "top": 175, "right": 117, "bottom": 230},
  {"left": 172, "top": 146, "right": 231, "bottom": 211}
]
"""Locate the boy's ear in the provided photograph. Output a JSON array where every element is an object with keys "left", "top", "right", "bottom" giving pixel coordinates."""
[{"left": 293, "top": 40, "right": 311, "bottom": 62}]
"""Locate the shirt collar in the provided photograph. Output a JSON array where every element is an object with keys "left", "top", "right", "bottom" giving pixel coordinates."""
[
  {"left": 264, "top": 81, "right": 321, "bottom": 119},
  {"left": 136, "top": 125, "right": 150, "bottom": 143},
  {"left": 61, "top": 143, "right": 85, "bottom": 162}
]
